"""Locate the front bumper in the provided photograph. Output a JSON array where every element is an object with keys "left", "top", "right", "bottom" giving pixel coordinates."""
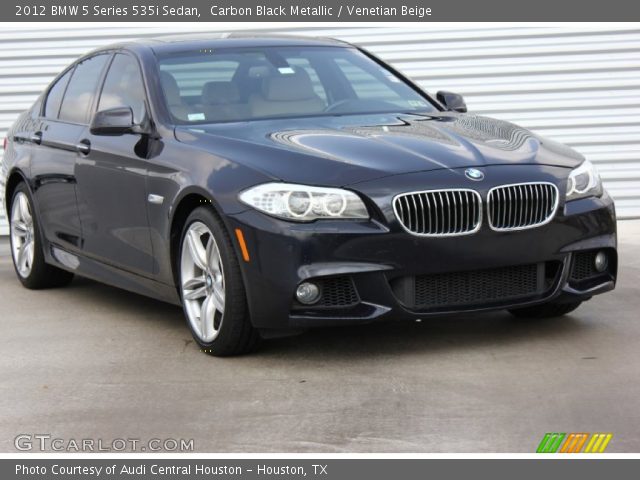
[{"left": 226, "top": 176, "right": 617, "bottom": 331}]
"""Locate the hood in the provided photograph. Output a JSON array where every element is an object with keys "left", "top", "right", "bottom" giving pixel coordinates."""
[{"left": 175, "top": 113, "right": 584, "bottom": 187}]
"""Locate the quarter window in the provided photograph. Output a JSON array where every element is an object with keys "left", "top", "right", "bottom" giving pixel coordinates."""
[
  {"left": 44, "top": 68, "right": 73, "bottom": 119},
  {"left": 98, "top": 54, "right": 147, "bottom": 124},
  {"left": 59, "top": 54, "right": 110, "bottom": 124}
]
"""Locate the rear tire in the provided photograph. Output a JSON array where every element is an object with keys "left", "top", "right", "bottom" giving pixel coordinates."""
[
  {"left": 9, "top": 182, "right": 74, "bottom": 289},
  {"left": 508, "top": 300, "right": 582, "bottom": 319},
  {"left": 178, "top": 206, "right": 260, "bottom": 356}
]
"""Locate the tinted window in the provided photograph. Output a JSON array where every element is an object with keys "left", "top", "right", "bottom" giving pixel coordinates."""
[
  {"left": 157, "top": 47, "right": 435, "bottom": 124},
  {"left": 98, "top": 54, "right": 147, "bottom": 124},
  {"left": 44, "top": 68, "right": 73, "bottom": 119},
  {"left": 59, "top": 54, "right": 110, "bottom": 124}
]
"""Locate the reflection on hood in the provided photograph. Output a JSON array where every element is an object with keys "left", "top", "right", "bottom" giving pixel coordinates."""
[{"left": 177, "top": 112, "right": 585, "bottom": 186}]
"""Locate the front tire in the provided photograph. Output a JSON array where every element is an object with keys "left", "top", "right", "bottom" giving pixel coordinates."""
[
  {"left": 178, "top": 206, "right": 260, "bottom": 356},
  {"left": 9, "top": 182, "right": 74, "bottom": 289},
  {"left": 508, "top": 300, "right": 582, "bottom": 319}
]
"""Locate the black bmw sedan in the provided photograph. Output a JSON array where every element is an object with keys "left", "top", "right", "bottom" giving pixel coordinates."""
[{"left": 2, "top": 34, "right": 617, "bottom": 355}]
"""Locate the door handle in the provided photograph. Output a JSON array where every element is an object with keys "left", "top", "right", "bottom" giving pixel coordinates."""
[
  {"left": 30, "top": 131, "right": 42, "bottom": 145},
  {"left": 75, "top": 139, "right": 91, "bottom": 155}
]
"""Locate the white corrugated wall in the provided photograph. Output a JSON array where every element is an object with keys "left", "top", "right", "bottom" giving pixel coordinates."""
[{"left": 2, "top": 25, "right": 640, "bottom": 234}]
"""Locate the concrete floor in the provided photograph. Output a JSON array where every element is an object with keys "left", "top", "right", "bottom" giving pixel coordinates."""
[{"left": 0, "top": 222, "right": 639, "bottom": 453}]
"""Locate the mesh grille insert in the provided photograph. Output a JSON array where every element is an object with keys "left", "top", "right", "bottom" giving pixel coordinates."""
[
  {"left": 570, "top": 251, "right": 601, "bottom": 282},
  {"left": 390, "top": 263, "right": 559, "bottom": 311},
  {"left": 317, "top": 276, "right": 359, "bottom": 307},
  {"left": 291, "top": 276, "right": 360, "bottom": 309}
]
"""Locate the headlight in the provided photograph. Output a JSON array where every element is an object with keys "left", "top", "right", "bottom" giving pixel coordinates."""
[
  {"left": 239, "top": 183, "right": 369, "bottom": 221},
  {"left": 567, "top": 160, "right": 603, "bottom": 201}
]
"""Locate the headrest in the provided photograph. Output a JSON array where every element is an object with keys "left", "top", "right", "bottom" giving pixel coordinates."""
[
  {"left": 160, "top": 71, "right": 181, "bottom": 106},
  {"left": 262, "top": 67, "right": 317, "bottom": 102},
  {"left": 247, "top": 65, "right": 273, "bottom": 79},
  {"left": 202, "top": 81, "right": 241, "bottom": 105}
]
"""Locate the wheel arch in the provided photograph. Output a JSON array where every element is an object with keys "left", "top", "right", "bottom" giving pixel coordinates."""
[
  {"left": 168, "top": 187, "right": 227, "bottom": 288},
  {"left": 4, "top": 168, "right": 30, "bottom": 216}
]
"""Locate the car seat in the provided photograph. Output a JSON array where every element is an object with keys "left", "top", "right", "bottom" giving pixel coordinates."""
[
  {"left": 201, "top": 81, "right": 250, "bottom": 121},
  {"left": 249, "top": 67, "right": 325, "bottom": 118}
]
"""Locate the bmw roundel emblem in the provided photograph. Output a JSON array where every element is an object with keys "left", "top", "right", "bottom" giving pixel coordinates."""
[{"left": 465, "top": 168, "right": 485, "bottom": 181}]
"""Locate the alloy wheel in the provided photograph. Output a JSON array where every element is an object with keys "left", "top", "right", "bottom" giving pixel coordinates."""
[
  {"left": 10, "top": 192, "right": 35, "bottom": 278},
  {"left": 180, "top": 221, "right": 226, "bottom": 343}
]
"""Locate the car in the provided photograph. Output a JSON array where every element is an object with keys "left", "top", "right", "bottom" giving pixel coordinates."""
[{"left": 2, "top": 33, "right": 617, "bottom": 355}]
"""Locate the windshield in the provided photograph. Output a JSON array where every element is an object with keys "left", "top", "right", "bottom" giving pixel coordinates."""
[{"left": 156, "top": 46, "right": 437, "bottom": 123}]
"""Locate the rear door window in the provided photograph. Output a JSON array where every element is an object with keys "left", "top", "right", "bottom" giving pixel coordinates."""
[{"left": 59, "top": 54, "right": 110, "bottom": 124}]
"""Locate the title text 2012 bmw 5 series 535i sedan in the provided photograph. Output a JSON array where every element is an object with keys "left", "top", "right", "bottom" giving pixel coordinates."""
[{"left": 2, "top": 34, "right": 617, "bottom": 355}]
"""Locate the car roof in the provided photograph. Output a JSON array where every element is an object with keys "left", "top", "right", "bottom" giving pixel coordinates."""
[{"left": 94, "top": 33, "right": 353, "bottom": 56}]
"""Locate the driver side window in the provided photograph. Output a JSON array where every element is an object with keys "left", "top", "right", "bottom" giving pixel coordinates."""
[{"left": 98, "top": 54, "right": 147, "bottom": 124}]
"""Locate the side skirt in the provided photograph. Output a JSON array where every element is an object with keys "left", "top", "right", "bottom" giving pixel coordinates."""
[{"left": 44, "top": 243, "right": 181, "bottom": 306}]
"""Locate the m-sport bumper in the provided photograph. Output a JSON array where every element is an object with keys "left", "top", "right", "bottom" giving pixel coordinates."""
[{"left": 225, "top": 166, "right": 617, "bottom": 331}]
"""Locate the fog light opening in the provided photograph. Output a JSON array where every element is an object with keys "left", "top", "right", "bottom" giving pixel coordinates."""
[
  {"left": 296, "top": 282, "right": 321, "bottom": 305},
  {"left": 594, "top": 251, "right": 608, "bottom": 273}
]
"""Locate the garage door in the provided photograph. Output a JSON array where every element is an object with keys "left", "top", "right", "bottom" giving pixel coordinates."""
[{"left": 2, "top": 25, "right": 639, "bottom": 234}]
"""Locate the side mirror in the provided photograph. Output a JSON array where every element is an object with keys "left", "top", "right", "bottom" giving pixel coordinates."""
[
  {"left": 90, "top": 107, "right": 135, "bottom": 136},
  {"left": 436, "top": 91, "right": 467, "bottom": 113}
]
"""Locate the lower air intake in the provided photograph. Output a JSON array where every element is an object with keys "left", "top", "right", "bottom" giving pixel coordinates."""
[{"left": 391, "top": 262, "right": 560, "bottom": 311}]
